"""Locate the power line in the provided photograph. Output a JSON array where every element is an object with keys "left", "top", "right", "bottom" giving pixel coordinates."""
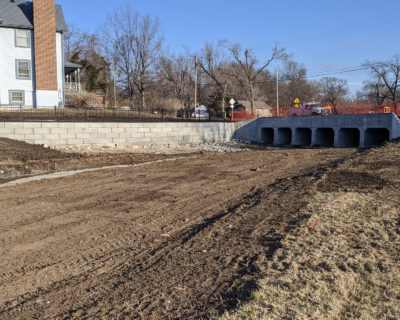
[
  {"left": 306, "top": 66, "right": 369, "bottom": 78},
  {"left": 282, "top": 10, "right": 400, "bottom": 48}
]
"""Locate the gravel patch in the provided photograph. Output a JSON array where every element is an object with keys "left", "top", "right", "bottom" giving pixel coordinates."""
[{"left": 53, "top": 141, "right": 250, "bottom": 154}]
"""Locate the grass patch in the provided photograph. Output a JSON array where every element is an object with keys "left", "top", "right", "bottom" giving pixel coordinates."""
[{"left": 220, "top": 191, "right": 400, "bottom": 320}]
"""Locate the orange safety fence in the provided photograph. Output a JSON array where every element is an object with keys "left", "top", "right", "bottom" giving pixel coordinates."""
[
  {"left": 268, "top": 102, "right": 400, "bottom": 118},
  {"left": 335, "top": 101, "right": 400, "bottom": 116},
  {"left": 230, "top": 110, "right": 260, "bottom": 122},
  {"left": 230, "top": 101, "right": 399, "bottom": 121}
]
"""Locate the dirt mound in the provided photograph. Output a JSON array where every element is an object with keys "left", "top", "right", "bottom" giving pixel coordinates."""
[
  {"left": 318, "top": 170, "right": 387, "bottom": 192},
  {"left": 0, "top": 138, "right": 181, "bottom": 183}
]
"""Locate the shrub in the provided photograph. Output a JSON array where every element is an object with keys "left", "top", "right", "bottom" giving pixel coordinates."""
[{"left": 65, "top": 91, "right": 98, "bottom": 108}]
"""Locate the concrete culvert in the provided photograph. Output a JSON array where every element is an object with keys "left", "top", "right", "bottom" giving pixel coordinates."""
[
  {"left": 276, "top": 128, "right": 292, "bottom": 145},
  {"left": 261, "top": 128, "right": 274, "bottom": 145},
  {"left": 364, "top": 128, "right": 390, "bottom": 147},
  {"left": 338, "top": 128, "right": 360, "bottom": 148},
  {"left": 294, "top": 128, "right": 312, "bottom": 146},
  {"left": 314, "top": 128, "right": 334, "bottom": 147}
]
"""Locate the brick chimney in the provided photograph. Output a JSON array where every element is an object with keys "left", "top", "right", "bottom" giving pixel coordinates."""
[{"left": 33, "top": 0, "right": 58, "bottom": 93}]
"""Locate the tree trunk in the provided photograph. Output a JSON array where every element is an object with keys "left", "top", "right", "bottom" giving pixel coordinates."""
[
  {"left": 141, "top": 91, "right": 146, "bottom": 109},
  {"left": 221, "top": 83, "right": 227, "bottom": 118},
  {"left": 249, "top": 82, "right": 255, "bottom": 112}
]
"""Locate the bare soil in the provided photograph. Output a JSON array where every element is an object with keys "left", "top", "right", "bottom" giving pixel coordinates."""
[
  {"left": 0, "top": 138, "right": 395, "bottom": 319},
  {"left": 0, "top": 138, "right": 184, "bottom": 183},
  {"left": 221, "top": 140, "right": 400, "bottom": 320}
]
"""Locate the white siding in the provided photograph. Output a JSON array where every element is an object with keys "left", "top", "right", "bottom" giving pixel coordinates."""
[
  {"left": 0, "top": 28, "right": 64, "bottom": 108},
  {"left": 0, "top": 28, "right": 35, "bottom": 107},
  {"left": 56, "top": 32, "right": 64, "bottom": 105}
]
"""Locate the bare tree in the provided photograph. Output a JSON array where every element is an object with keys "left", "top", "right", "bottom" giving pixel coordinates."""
[
  {"left": 159, "top": 55, "right": 193, "bottom": 109},
  {"left": 133, "top": 14, "right": 163, "bottom": 108},
  {"left": 319, "top": 77, "right": 349, "bottom": 109},
  {"left": 63, "top": 26, "right": 111, "bottom": 96},
  {"left": 221, "top": 41, "right": 286, "bottom": 111},
  {"left": 280, "top": 60, "right": 313, "bottom": 105},
  {"left": 103, "top": 5, "right": 163, "bottom": 108},
  {"left": 199, "top": 42, "right": 230, "bottom": 114},
  {"left": 363, "top": 55, "right": 400, "bottom": 103},
  {"left": 64, "top": 23, "right": 87, "bottom": 61}
]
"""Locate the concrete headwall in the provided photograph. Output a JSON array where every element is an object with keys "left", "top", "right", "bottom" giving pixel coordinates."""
[
  {"left": 0, "top": 121, "right": 250, "bottom": 146},
  {"left": 232, "top": 114, "right": 400, "bottom": 148}
]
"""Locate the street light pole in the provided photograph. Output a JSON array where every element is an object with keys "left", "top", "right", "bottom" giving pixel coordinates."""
[
  {"left": 113, "top": 65, "right": 117, "bottom": 110},
  {"left": 194, "top": 55, "right": 198, "bottom": 118},
  {"left": 276, "top": 68, "right": 279, "bottom": 117}
]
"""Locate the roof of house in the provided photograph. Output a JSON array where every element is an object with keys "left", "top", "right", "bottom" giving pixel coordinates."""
[
  {"left": 64, "top": 61, "right": 81, "bottom": 75},
  {"left": 0, "top": 0, "right": 67, "bottom": 32}
]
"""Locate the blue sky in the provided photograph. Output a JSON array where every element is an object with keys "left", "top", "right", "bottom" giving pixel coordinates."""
[{"left": 57, "top": 0, "right": 400, "bottom": 95}]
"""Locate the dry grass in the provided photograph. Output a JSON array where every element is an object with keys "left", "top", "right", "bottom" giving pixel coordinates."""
[{"left": 220, "top": 191, "right": 400, "bottom": 320}]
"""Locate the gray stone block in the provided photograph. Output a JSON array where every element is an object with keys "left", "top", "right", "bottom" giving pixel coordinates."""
[
  {"left": 42, "top": 133, "right": 60, "bottom": 140},
  {"left": 34, "top": 128, "right": 51, "bottom": 134},
  {"left": 15, "top": 128, "right": 34, "bottom": 135},
  {"left": 24, "top": 134, "right": 42, "bottom": 140},
  {"left": 0, "top": 128, "right": 15, "bottom": 134},
  {"left": 22, "top": 122, "right": 41, "bottom": 128},
  {"left": 75, "top": 133, "right": 91, "bottom": 139},
  {"left": 41, "top": 122, "right": 59, "bottom": 128},
  {"left": 50, "top": 128, "right": 69, "bottom": 134},
  {"left": 58, "top": 123, "right": 75, "bottom": 128}
]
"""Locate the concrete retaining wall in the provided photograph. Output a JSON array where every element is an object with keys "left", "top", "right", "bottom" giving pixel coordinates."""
[
  {"left": 1, "top": 114, "right": 399, "bottom": 148},
  {"left": 0, "top": 121, "right": 250, "bottom": 146}
]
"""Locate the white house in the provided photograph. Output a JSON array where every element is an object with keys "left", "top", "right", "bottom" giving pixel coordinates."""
[{"left": 0, "top": 0, "right": 76, "bottom": 108}]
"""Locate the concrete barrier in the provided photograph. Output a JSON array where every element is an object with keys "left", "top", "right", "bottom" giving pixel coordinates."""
[
  {"left": 233, "top": 114, "right": 400, "bottom": 148},
  {"left": 1, "top": 114, "right": 399, "bottom": 148}
]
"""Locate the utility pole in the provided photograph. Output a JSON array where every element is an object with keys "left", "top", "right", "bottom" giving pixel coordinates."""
[
  {"left": 113, "top": 65, "right": 117, "bottom": 110},
  {"left": 276, "top": 68, "right": 279, "bottom": 117},
  {"left": 194, "top": 55, "right": 198, "bottom": 118},
  {"left": 222, "top": 82, "right": 227, "bottom": 120}
]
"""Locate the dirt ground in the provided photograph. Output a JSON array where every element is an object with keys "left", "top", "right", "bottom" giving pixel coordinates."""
[
  {"left": 0, "top": 138, "right": 188, "bottom": 184},
  {"left": 221, "top": 141, "right": 400, "bottom": 320},
  {"left": 0, "top": 138, "right": 396, "bottom": 319}
]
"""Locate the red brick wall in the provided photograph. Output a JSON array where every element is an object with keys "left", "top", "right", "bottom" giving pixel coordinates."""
[{"left": 33, "top": 0, "right": 58, "bottom": 91}]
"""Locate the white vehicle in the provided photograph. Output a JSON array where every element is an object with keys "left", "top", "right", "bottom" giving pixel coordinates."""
[{"left": 192, "top": 105, "right": 210, "bottom": 118}]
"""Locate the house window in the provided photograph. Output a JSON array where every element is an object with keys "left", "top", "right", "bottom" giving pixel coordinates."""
[
  {"left": 9, "top": 90, "right": 25, "bottom": 105},
  {"left": 16, "top": 60, "right": 31, "bottom": 79},
  {"left": 15, "top": 29, "right": 30, "bottom": 48}
]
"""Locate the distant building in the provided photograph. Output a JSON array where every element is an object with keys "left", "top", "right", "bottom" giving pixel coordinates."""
[
  {"left": 240, "top": 100, "right": 272, "bottom": 117},
  {"left": 0, "top": 0, "right": 79, "bottom": 108}
]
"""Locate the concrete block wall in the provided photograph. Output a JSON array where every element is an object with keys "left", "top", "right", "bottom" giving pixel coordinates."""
[{"left": 0, "top": 121, "right": 248, "bottom": 146}]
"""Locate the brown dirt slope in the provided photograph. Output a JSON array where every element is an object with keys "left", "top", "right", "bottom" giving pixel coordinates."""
[
  {"left": 0, "top": 144, "right": 357, "bottom": 320},
  {"left": 221, "top": 140, "right": 400, "bottom": 320}
]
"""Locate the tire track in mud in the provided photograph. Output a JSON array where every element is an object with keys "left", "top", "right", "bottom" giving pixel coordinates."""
[{"left": 0, "top": 150, "right": 361, "bottom": 320}]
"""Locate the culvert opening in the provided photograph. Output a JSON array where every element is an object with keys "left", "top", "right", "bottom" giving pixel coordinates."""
[
  {"left": 364, "top": 128, "right": 390, "bottom": 147},
  {"left": 294, "top": 128, "right": 312, "bottom": 146},
  {"left": 276, "top": 128, "right": 292, "bottom": 145},
  {"left": 314, "top": 128, "right": 334, "bottom": 147},
  {"left": 338, "top": 128, "right": 360, "bottom": 147},
  {"left": 261, "top": 128, "right": 274, "bottom": 145}
]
